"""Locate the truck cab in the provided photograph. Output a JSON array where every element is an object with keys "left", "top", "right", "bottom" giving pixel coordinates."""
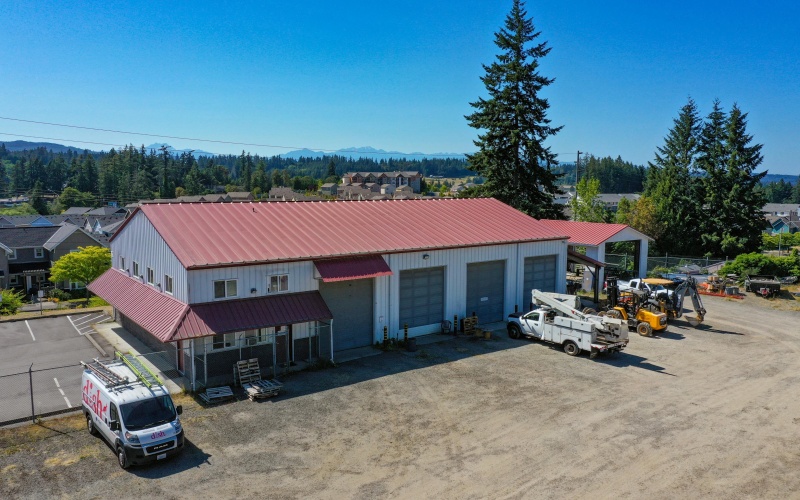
[{"left": 82, "top": 354, "right": 184, "bottom": 469}]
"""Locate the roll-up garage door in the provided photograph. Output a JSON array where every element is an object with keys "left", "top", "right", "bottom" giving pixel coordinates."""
[
  {"left": 466, "top": 260, "right": 506, "bottom": 323},
  {"left": 399, "top": 267, "right": 445, "bottom": 329},
  {"left": 524, "top": 255, "right": 557, "bottom": 308},
  {"left": 319, "top": 279, "right": 374, "bottom": 351}
]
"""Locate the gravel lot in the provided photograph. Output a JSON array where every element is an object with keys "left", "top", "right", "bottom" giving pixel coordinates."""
[{"left": 2, "top": 293, "right": 800, "bottom": 499}]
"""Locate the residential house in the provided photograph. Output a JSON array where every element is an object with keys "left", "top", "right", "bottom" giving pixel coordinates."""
[
  {"left": 226, "top": 192, "right": 255, "bottom": 202},
  {"left": 89, "top": 198, "right": 571, "bottom": 390},
  {"left": 0, "top": 225, "right": 104, "bottom": 294},
  {"left": 763, "top": 203, "right": 800, "bottom": 217},
  {"left": 770, "top": 211, "right": 800, "bottom": 234},
  {"left": 341, "top": 171, "right": 423, "bottom": 193},
  {"left": 319, "top": 183, "right": 338, "bottom": 197}
]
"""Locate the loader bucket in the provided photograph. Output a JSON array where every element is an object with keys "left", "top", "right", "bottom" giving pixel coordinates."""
[{"left": 686, "top": 314, "right": 703, "bottom": 327}]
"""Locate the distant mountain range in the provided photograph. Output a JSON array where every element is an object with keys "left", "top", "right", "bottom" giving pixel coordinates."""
[
  {"left": 0, "top": 140, "right": 94, "bottom": 155},
  {"left": 278, "top": 146, "right": 467, "bottom": 161}
]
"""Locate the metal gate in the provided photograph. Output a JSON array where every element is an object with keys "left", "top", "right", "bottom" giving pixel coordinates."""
[
  {"left": 399, "top": 267, "right": 445, "bottom": 329},
  {"left": 524, "top": 255, "right": 557, "bottom": 308},
  {"left": 466, "top": 260, "right": 506, "bottom": 323},
  {"left": 319, "top": 279, "right": 374, "bottom": 351}
]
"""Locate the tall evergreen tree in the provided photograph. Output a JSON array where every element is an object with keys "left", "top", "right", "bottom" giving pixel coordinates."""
[
  {"left": 696, "top": 99, "right": 727, "bottom": 253},
  {"left": 645, "top": 98, "right": 704, "bottom": 255},
  {"left": 465, "top": 0, "right": 564, "bottom": 219},
  {"left": 715, "top": 104, "right": 767, "bottom": 255}
]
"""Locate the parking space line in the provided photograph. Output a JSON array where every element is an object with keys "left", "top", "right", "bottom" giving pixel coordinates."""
[
  {"left": 53, "top": 378, "right": 72, "bottom": 408},
  {"left": 25, "top": 320, "right": 35, "bottom": 341},
  {"left": 72, "top": 314, "right": 107, "bottom": 327},
  {"left": 72, "top": 314, "right": 91, "bottom": 322},
  {"left": 67, "top": 315, "right": 84, "bottom": 335}
]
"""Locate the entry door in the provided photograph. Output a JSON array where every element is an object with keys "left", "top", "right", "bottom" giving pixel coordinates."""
[
  {"left": 466, "top": 260, "right": 506, "bottom": 323},
  {"left": 319, "top": 279, "right": 374, "bottom": 352}
]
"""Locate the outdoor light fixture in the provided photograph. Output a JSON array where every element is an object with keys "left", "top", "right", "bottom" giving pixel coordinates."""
[
  {"left": 251, "top": 288, "right": 257, "bottom": 294},
  {"left": 422, "top": 254, "right": 430, "bottom": 260}
]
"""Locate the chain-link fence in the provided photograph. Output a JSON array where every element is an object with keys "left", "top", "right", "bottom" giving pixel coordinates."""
[
  {"left": 0, "top": 363, "right": 84, "bottom": 427},
  {"left": 605, "top": 253, "right": 727, "bottom": 278}
]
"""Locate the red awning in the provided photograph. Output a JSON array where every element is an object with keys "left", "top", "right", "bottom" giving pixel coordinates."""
[
  {"left": 88, "top": 269, "right": 189, "bottom": 343},
  {"left": 172, "top": 291, "right": 333, "bottom": 341},
  {"left": 567, "top": 249, "right": 606, "bottom": 268},
  {"left": 314, "top": 254, "right": 392, "bottom": 282}
]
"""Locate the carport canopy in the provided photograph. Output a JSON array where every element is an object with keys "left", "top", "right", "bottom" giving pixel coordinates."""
[{"left": 314, "top": 254, "right": 392, "bottom": 282}]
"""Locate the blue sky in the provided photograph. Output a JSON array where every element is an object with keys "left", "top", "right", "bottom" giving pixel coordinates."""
[{"left": 1, "top": 1, "right": 798, "bottom": 174}]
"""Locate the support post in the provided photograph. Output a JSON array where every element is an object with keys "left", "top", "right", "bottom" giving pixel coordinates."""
[
  {"left": 403, "top": 323, "right": 408, "bottom": 344},
  {"left": 453, "top": 314, "right": 458, "bottom": 336},
  {"left": 29, "top": 363, "right": 34, "bottom": 422},
  {"left": 383, "top": 326, "right": 388, "bottom": 347}
]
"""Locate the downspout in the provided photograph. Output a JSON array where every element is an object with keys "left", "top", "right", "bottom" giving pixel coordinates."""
[
  {"left": 330, "top": 319, "right": 334, "bottom": 363},
  {"left": 190, "top": 340, "right": 195, "bottom": 393}
]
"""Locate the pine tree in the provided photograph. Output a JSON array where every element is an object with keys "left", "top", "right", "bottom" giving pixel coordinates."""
[
  {"left": 465, "top": 0, "right": 564, "bottom": 219},
  {"left": 696, "top": 100, "right": 727, "bottom": 254},
  {"left": 645, "top": 98, "right": 704, "bottom": 255},
  {"left": 715, "top": 104, "right": 767, "bottom": 255}
]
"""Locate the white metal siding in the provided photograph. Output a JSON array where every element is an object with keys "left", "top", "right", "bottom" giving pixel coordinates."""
[
  {"left": 111, "top": 212, "right": 188, "bottom": 302},
  {"left": 187, "top": 261, "right": 317, "bottom": 304}
]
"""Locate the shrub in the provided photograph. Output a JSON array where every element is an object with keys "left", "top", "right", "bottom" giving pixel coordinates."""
[
  {"left": 0, "top": 289, "right": 25, "bottom": 315},
  {"left": 719, "top": 252, "right": 800, "bottom": 278},
  {"left": 88, "top": 297, "right": 109, "bottom": 307},
  {"left": 49, "top": 288, "right": 72, "bottom": 301}
]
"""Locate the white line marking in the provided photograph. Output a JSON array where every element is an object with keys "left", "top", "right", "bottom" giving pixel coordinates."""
[
  {"left": 67, "top": 315, "right": 83, "bottom": 335},
  {"left": 73, "top": 314, "right": 91, "bottom": 322},
  {"left": 25, "top": 320, "right": 35, "bottom": 341},
  {"left": 53, "top": 377, "right": 61, "bottom": 388},
  {"left": 58, "top": 388, "right": 65, "bottom": 396},
  {"left": 63, "top": 396, "right": 72, "bottom": 408},
  {"left": 73, "top": 314, "right": 106, "bottom": 327}
]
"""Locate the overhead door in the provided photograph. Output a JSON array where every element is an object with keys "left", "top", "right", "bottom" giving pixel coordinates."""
[
  {"left": 319, "top": 279, "right": 374, "bottom": 351},
  {"left": 466, "top": 260, "right": 506, "bottom": 323},
  {"left": 399, "top": 267, "right": 445, "bottom": 330},
  {"left": 524, "top": 255, "right": 557, "bottom": 308}
]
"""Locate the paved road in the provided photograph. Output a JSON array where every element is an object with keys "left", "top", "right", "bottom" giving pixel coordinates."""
[{"left": 0, "top": 313, "right": 113, "bottom": 424}]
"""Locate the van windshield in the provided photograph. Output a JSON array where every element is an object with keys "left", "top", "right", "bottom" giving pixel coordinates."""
[{"left": 120, "top": 395, "right": 176, "bottom": 431}]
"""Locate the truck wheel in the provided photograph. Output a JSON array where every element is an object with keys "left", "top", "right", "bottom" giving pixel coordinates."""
[
  {"left": 117, "top": 446, "right": 130, "bottom": 469},
  {"left": 508, "top": 324, "right": 522, "bottom": 340},
  {"left": 86, "top": 414, "right": 98, "bottom": 436},
  {"left": 563, "top": 341, "right": 580, "bottom": 356},
  {"left": 637, "top": 322, "right": 653, "bottom": 337}
]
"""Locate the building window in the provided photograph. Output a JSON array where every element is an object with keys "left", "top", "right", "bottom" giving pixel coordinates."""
[
  {"left": 9, "top": 249, "right": 16, "bottom": 260},
  {"left": 70, "top": 281, "right": 86, "bottom": 290},
  {"left": 9, "top": 275, "right": 19, "bottom": 286},
  {"left": 34, "top": 248, "right": 44, "bottom": 258},
  {"left": 133, "top": 261, "right": 140, "bottom": 277},
  {"left": 211, "top": 332, "right": 236, "bottom": 350},
  {"left": 213, "top": 279, "right": 237, "bottom": 299},
  {"left": 120, "top": 256, "right": 125, "bottom": 271},
  {"left": 269, "top": 274, "right": 289, "bottom": 293},
  {"left": 146, "top": 267, "right": 154, "bottom": 285},
  {"left": 164, "top": 275, "right": 173, "bottom": 294}
]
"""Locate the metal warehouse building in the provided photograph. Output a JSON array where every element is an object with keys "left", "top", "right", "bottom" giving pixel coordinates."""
[{"left": 89, "top": 198, "right": 570, "bottom": 390}]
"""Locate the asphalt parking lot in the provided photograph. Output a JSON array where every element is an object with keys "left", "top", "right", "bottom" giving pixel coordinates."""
[{"left": 0, "top": 313, "right": 113, "bottom": 424}]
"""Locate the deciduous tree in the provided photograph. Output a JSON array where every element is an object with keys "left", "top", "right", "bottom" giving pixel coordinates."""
[{"left": 49, "top": 246, "right": 111, "bottom": 299}]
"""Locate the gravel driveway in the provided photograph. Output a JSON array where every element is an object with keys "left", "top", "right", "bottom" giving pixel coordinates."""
[{"left": 2, "top": 293, "right": 800, "bottom": 499}]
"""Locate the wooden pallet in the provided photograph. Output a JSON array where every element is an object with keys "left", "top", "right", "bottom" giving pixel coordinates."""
[
  {"left": 234, "top": 358, "right": 262, "bottom": 386},
  {"left": 199, "top": 386, "right": 235, "bottom": 405},
  {"left": 462, "top": 316, "right": 479, "bottom": 336},
  {"left": 243, "top": 379, "right": 283, "bottom": 400}
]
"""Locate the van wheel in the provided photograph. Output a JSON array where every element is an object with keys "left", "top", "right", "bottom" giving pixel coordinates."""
[
  {"left": 117, "top": 446, "right": 130, "bottom": 469},
  {"left": 508, "top": 324, "right": 522, "bottom": 339},
  {"left": 563, "top": 342, "right": 580, "bottom": 356},
  {"left": 86, "top": 414, "right": 98, "bottom": 436}
]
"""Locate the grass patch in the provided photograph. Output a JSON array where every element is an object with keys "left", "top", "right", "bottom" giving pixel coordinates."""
[{"left": 0, "top": 414, "right": 84, "bottom": 451}]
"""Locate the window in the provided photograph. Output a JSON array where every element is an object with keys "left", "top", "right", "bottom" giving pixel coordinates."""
[
  {"left": 120, "top": 257, "right": 125, "bottom": 271},
  {"left": 269, "top": 274, "right": 289, "bottom": 293},
  {"left": 9, "top": 275, "right": 19, "bottom": 286},
  {"left": 211, "top": 332, "right": 236, "bottom": 350},
  {"left": 146, "top": 267, "right": 154, "bottom": 285},
  {"left": 213, "top": 279, "right": 237, "bottom": 299},
  {"left": 8, "top": 249, "right": 16, "bottom": 260},
  {"left": 244, "top": 327, "right": 275, "bottom": 346},
  {"left": 34, "top": 248, "right": 44, "bottom": 258},
  {"left": 164, "top": 275, "right": 173, "bottom": 294},
  {"left": 70, "top": 281, "right": 86, "bottom": 290},
  {"left": 132, "top": 261, "right": 140, "bottom": 277}
]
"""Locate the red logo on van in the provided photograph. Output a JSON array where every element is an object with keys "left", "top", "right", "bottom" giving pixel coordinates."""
[{"left": 82, "top": 380, "right": 107, "bottom": 418}]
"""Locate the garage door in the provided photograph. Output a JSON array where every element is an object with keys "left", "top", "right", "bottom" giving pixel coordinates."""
[
  {"left": 524, "top": 255, "right": 557, "bottom": 308},
  {"left": 399, "top": 267, "right": 445, "bottom": 329},
  {"left": 319, "top": 279, "right": 373, "bottom": 351},
  {"left": 466, "top": 260, "right": 506, "bottom": 323}
]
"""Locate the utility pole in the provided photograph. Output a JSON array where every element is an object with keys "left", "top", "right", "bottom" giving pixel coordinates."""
[{"left": 576, "top": 151, "right": 582, "bottom": 188}]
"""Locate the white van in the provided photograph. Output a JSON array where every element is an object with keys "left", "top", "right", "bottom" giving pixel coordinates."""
[{"left": 81, "top": 353, "right": 184, "bottom": 469}]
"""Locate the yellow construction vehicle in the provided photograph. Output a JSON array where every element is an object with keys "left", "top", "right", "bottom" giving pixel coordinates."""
[{"left": 604, "top": 277, "right": 668, "bottom": 336}]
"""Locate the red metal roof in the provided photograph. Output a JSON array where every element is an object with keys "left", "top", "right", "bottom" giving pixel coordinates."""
[
  {"left": 87, "top": 268, "right": 188, "bottom": 343},
  {"left": 314, "top": 254, "right": 392, "bottom": 282},
  {"left": 126, "top": 199, "right": 568, "bottom": 269},
  {"left": 537, "top": 220, "right": 629, "bottom": 246},
  {"left": 172, "top": 291, "right": 332, "bottom": 341}
]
